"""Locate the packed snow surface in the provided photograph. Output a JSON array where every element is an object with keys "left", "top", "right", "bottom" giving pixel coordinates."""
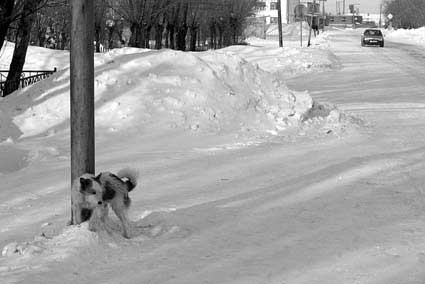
[
  {"left": 3, "top": 26, "right": 425, "bottom": 283},
  {"left": 385, "top": 27, "right": 425, "bottom": 47}
]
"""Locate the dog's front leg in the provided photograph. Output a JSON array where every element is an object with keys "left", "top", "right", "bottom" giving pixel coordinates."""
[{"left": 88, "top": 205, "right": 108, "bottom": 233}]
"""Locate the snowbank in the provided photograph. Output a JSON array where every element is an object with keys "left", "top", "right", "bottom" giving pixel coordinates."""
[
  {"left": 242, "top": 23, "right": 338, "bottom": 76},
  {"left": 0, "top": 41, "right": 68, "bottom": 70},
  {"left": 0, "top": 44, "right": 344, "bottom": 142},
  {"left": 385, "top": 27, "right": 425, "bottom": 47},
  {"left": 224, "top": 38, "right": 338, "bottom": 77},
  {"left": 267, "top": 21, "right": 311, "bottom": 39}
]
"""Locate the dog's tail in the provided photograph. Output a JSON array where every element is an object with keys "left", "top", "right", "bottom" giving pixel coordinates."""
[{"left": 117, "top": 167, "right": 139, "bottom": 192}]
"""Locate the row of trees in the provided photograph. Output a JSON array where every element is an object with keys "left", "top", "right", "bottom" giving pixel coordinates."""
[
  {"left": 0, "top": 0, "right": 259, "bottom": 95},
  {"left": 117, "top": 0, "right": 258, "bottom": 51},
  {"left": 1, "top": 0, "right": 259, "bottom": 52},
  {"left": 384, "top": 0, "right": 425, "bottom": 29}
]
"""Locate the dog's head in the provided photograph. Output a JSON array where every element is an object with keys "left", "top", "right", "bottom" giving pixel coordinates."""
[
  {"left": 79, "top": 173, "right": 117, "bottom": 205},
  {"left": 79, "top": 174, "right": 105, "bottom": 206}
]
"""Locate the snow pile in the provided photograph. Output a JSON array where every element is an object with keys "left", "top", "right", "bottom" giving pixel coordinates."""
[
  {"left": 223, "top": 39, "right": 338, "bottom": 77},
  {"left": 243, "top": 24, "right": 337, "bottom": 77},
  {"left": 0, "top": 45, "right": 344, "bottom": 142},
  {"left": 266, "top": 22, "right": 311, "bottom": 38},
  {"left": 0, "top": 41, "right": 68, "bottom": 70},
  {"left": 0, "top": 210, "right": 189, "bottom": 283},
  {"left": 385, "top": 27, "right": 425, "bottom": 47},
  {"left": 1, "top": 224, "right": 94, "bottom": 258},
  {"left": 0, "top": 223, "right": 108, "bottom": 283}
]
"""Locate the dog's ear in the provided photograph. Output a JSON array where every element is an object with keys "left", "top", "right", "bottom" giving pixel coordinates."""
[
  {"left": 102, "top": 181, "right": 116, "bottom": 201},
  {"left": 80, "top": 177, "right": 94, "bottom": 193},
  {"left": 80, "top": 177, "right": 91, "bottom": 191},
  {"left": 94, "top": 173, "right": 101, "bottom": 181}
]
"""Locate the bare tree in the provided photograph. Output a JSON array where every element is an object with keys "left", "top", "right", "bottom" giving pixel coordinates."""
[
  {"left": 384, "top": 0, "right": 425, "bottom": 28},
  {"left": 32, "top": 0, "right": 70, "bottom": 49},
  {"left": 115, "top": 0, "right": 258, "bottom": 51},
  {"left": 95, "top": 0, "right": 108, "bottom": 52},
  {"left": 115, "top": 0, "right": 148, "bottom": 47},
  {"left": 0, "top": 0, "right": 27, "bottom": 50},
  {"left": 0, "top": 0, "right": 16, "bottom": 49},
  {"left": 176, "top": 1, "right": 189, "bottom": 51},
  {"left": 4, "top": 0, "right": 46, "bottom": 96}
]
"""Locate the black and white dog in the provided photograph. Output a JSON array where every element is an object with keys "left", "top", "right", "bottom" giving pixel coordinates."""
[{"left": 75, "top": 168, "right": 138, "bottom": 238}]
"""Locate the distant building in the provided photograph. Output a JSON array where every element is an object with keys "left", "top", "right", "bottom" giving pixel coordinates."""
[
  {"left": 359, "top": 13, "right": 382, "bottom": 27},
  {"left": 327, "top": 15, "right": 363, "bottom": 26},
  {"left": 256, "top": 0, "right": 300, "bottom": 24}
]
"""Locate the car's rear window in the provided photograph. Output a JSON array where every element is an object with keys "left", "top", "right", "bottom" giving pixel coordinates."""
[{"left": 364, "top": 30, "right": 382, "bottom": 36}]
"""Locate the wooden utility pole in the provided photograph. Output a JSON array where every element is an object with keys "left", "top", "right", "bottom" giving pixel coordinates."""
[
  {"left": 286, "top": 0, "right": 290, "bottom": 24},
  {"left": 322, "top": 0, "right": 326, "bottom": 32},
  {"left": 70, "top": 0, "right": 95, "bottom": 224},
  {"left": 277, "top": 0, "right": 283, "bottom": 47},
  {"left": 307, "top": 0, "right": 316, "bottom": 47}
]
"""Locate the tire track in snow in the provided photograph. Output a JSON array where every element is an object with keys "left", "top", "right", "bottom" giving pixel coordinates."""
[
  {"left": 212, "top": 146, "right": 425, "bottom": 213},
  {"left": 254, "top": 157, "right": 400, "bottom": 212}
]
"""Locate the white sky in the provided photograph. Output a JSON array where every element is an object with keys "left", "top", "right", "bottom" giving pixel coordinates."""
[{"left": 324, "top": 0, "right": 383, "bottom": 14}]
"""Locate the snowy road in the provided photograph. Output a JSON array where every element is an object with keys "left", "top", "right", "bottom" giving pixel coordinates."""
[
  {"left": 287, "top": 29, "right": 425, "bottom": 105},
  {"left": 283, "top": 29, "right": 425, "bottom": 283},
  {"left": 3, "top": 29, "right": 425, "bottom": 283}
]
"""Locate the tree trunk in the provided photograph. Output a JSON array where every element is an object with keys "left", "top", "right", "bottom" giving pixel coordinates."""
[
  {"left": 0, "top": 0, "right": 15, "bottom": 51},
  {"left": 224, "top": 27, "right": 231, "bottom": 47},
  {"left": 38, "top": 28, "right": 46, "bottom": 47},
  {"left": 209, "top": 21, "right": 216, "bottom": 49},
  {"left": 218, "top": 27, "right": 224, "bottom": 48},
  {"left": 168, "top": 25, "right": 175, "bottom": 49},
  {"left": 129, "top": 23, "right": 136, "bottom": 47},
  {"left": 176, "top": 25, "right": 187, "bottom": 51},
  {"left": 144, "top": 25, "right": 152, "bottom": 48},
  {"left": 189, "top": 26, "right": 197, "bottom": 51},
  {"left": 4, "top": 0, "right": 38, "bottom": 96},
  {"left": 164, "top": 27, "right": 169, "bottom": 48},
  {"left": 176, "top": 3, "right": 189, "bottom": 51},
  {"left": 95, "top": 27, "right": 101, "bottom": 52},
  {"left": 197, "top": 29, "right": 201, "bottom": 49},
  {"left": 129, "top": 23, "right": 144, "bottom": 48},
  {"left": 60, "top": 32, "right": 67, "bottom": 50},
  {"left": 108, "top": 26, "right": 114, "bottom": 49},
  {"left": 137, "top": 25, "right": 145, "bottom": 48},
  {"left": 154, "top": 24, "right": 163, "bottom": 49}
]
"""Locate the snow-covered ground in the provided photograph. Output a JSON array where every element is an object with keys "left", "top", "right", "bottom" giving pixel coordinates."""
[
  {"left": 1, "top": 25, "right": 425, "bottom": 283},
  {"left": 385, "top": 27, "right": 425, "bottom": 47}
]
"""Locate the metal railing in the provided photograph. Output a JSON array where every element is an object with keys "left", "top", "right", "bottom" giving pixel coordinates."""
[{"left": 0, "top": 68, "right": 57, "bottom": 97}]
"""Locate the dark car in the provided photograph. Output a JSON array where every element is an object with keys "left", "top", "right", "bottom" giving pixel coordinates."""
[{"left": 361, "top": 29, "right": 384, "bottom": 47}]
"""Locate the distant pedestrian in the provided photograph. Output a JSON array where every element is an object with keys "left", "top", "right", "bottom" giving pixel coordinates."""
[{"left": 313, "top": 24, "right": 319, "bottom": 37}]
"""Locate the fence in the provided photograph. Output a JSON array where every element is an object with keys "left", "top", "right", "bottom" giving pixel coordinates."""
[{"left": 0, "top": 68, "right": 57, "bottom": 97}]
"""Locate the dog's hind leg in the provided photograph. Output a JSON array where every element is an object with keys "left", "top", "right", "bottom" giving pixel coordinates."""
[{"left": 111, "top": 203, "right": 131, "bottom": 238}]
